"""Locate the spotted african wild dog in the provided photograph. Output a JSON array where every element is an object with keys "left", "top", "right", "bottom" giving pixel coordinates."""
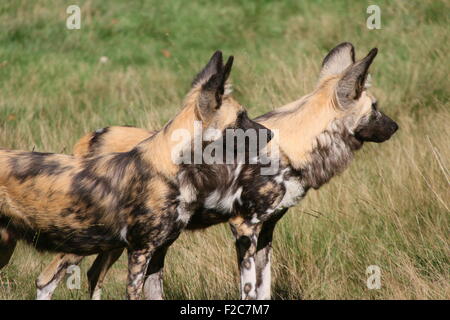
[
  {"left": 23, "top": 43, "right": 398, "bottom": 300},
  {"left": 0, "top": 51, "right": 272, "bottom": 299}
]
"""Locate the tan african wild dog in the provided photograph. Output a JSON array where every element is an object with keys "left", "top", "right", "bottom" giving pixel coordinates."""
[
  {"left": 0, "top": 51, "right": 272, "bottom": 299},
  {"left": 13, "top": 43, "right": 398, "bottom": 300}
]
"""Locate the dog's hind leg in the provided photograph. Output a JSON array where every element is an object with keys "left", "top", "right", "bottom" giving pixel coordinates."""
[
  {"left": 0, "top": 229, "right": 16, "bottom": 269},
  {"left": 254, "top": 209, "right": 286, "bottom": 300},
  {"left": 87, "top": 248, "right": 124, "bottom": 300},
  {"left": 36, "top": 253, "right": 84, "bottom": 300},
  {"left": 87, "top": 252, "right": 165, "bottom": 300}
]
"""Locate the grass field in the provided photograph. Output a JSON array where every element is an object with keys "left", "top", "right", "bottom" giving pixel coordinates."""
[{"left": 0, "top": 0, "right": 448, "bottom": 299}]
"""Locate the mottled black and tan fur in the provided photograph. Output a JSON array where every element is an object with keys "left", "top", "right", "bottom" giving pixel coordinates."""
[
  {"left": 14, "top": 43, "right": 398, "bottom": 300},
  {"left": 0, "top": 51, "right": 270, "bottom": 299}
]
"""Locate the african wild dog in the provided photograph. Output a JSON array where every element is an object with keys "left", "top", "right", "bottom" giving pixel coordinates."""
[
  {"left": 20, "top": 43, "right": 398, "bottom": 300},
  {"left": 0, "top": 51, "right": 272, "bottom": 299}
]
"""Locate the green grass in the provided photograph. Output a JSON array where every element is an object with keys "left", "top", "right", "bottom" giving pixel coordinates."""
[{"left": 0, "top": 0, "right": 449, "bottom": 299}]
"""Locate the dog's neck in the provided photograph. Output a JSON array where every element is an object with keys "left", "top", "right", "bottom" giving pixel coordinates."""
[
  {"left": 135, "top": 87, "right": 203, "bottom": 178},
  {"left": 259, "top": 80, "right": 363, "bottom": 190},
  {"left": 294, "top": 118, "right": 362, "bottom": 189}
]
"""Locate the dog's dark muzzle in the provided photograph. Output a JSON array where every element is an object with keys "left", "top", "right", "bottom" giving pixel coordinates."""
[{"left": 355, "top": 112, "right": 398, "bottom": 143}]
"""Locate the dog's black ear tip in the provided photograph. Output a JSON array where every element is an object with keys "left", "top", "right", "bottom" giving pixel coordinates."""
[
  {"left": 223, "top": 56, "right": 234, "bottom": 74},
  {"left": 210, "top": 51, "right": 223, "bottom": 67},
  {"left": 364, "top": 48, "right": 378, "bottom": 63}
]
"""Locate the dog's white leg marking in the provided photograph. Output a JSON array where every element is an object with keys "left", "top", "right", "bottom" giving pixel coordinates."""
[
  {"left": 255, "top": 211, "right": 285, "bottom": 300},
  {"left": 230, "top": 219, "right": 260, "bottom": 300},
  {"left": 256, "top": 247, "right": 271, "bottom": 300},
  {"left": 36, "top": 254, "right": 84, "bottom": 300},
  {"left": 143, "top": 271, "right": 164, "bottom": 300},
  {"left": 36, "top": 278, "right": 59, "bottom": 300},
  {"left": 240, "top": 253, "right": 257, "bottom": 300},
  {"left": 91, "top": 287, "right": 102, "bottom": 300},
  {"left": 143, "top": 243, "right": 170, "bottom": 300}
]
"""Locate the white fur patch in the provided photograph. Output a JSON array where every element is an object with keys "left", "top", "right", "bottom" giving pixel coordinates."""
[
  {"left": 274, "top": 168, "right": 289, "bottom": 183},
  {"left": 250, "top": 214, "right": 260, "bottom": 224},
  {"left": 143, "top": 273, "right": 164, "bottom": 300},
  {"left": 204, "top": 187, "right": 243, "bottom": 212},
  {"left": 271, "top": 168, "right": 305, "bottom": 212},
  {"left": 36, "top": 280, "right": 58, "bottom": 300},
  {"left": 271, "top": 169, "right": 306, "bottom": 213},
  {"left": 224, "top": 82, "right": 233, "bottom": 96},
  {"left": 234, "top": 163, "right": 243, "bottom": 179},
  {"left": 179, "top": 182, "right": 197, "bottom": 204},
  {"left": 91, "top": 288, "right": 102, "bottom": 300},
  {"left": 95, "top": 128, "right": 106, "bottom": 134},
  {"left": 204, "top": 190, "right": 221, "bottom": 209},
  {"left": 221, "top": 187, "right": 243, "bottom": 210},
  {"left": 176, "top": 204, "right": 191, "bottom": 224},
  {"left": 256, "top": 254, "right": 271, "bottom": 300},
  {"left": 278, "top": 178, "right": 305, "bottom": 209},
  {"left": 120, "top": 226, "right": 127, "bottom": 242},
  {"left": 364, "top": 74, "right": 372, "bottom": 89},
  {"left": 240, "top": 257, "right": 257, "bottom": 299}
]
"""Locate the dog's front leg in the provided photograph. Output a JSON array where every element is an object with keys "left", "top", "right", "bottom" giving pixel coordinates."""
[
  {"left": 143, "top": 240, "right": 174, "bottom": 300},
  {"left": 230, "top": 217, "right": 261, "bottom": 300},
  {"left": 127, "top": 247, "right": 153, "bottom": 300},
  {"left": 255, "top": 209, "right": 287, "bottom": 300},
  {"left": 254, "top": 223, "right": 275, "bottom": 300}
]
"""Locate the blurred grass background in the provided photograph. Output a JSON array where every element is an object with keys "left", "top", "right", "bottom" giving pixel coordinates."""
[{"left": 0, "top": 0, "right": 448, "bottom": 299}]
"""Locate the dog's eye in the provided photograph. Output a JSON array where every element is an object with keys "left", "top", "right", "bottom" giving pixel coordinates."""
[{"left": 371, "top": 101, "right": 378, "bottom": 110}]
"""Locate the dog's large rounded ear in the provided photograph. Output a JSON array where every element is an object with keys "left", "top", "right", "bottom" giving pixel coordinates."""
[
  {"left": 192, "top": 50, "right": 223, "bottom": 87},
  {"left": 197, "top": 55, "right": 234, "bottom": 120},
  {"left": 318, "top": 42, "right": 355, "bottom": 81},
  {"left": 336, "top": 48, "right": 378, "bottom": 108}
]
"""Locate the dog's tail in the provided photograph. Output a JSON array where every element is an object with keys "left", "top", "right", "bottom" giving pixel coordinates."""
[{"left": 73, "top": 126, "right": 155, "bottom": 157}]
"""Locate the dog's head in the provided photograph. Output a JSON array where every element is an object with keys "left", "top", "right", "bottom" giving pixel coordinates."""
[
  {"left": 319, "top": 42, "right": 398, "bottom": 143},
  {"left": 189, "top": 51, "right": 272, "bottom": 155}
]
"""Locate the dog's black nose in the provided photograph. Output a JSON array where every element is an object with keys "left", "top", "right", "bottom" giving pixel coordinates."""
[
  {"left": 267, "top": 129, "right": 274, "bottom": 142},
  {"left": 391, "top": 122, "right": 399, "bottom": 133}
]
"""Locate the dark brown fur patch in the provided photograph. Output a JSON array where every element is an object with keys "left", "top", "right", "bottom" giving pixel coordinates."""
[
  {"left": 88, "top": 127, "right": 110, "bottom": 155},
  {"left": 8, "top": 152, "right": 74, "bottom": 183}
]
